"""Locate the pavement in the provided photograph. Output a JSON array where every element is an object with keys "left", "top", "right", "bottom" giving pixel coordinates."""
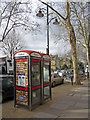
[
  {"left": 1, "top": 78, "right": 89, "bottom": 120},
  {"left": 32, "top": 79, "right": 89, "bottom": 119}
]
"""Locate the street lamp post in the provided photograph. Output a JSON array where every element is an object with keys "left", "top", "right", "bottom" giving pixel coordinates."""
[
  {"left": 36, "top": 5, "right": 59, "bottom": 55},
  {"left": 47, "top": 5, "right": 49, "bottom": 55},
  {"left": 0, "top": 10, "right": 2, "bottom": 26}
]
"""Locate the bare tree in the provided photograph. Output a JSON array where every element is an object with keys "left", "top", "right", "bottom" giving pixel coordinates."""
[
  {"left": 0, "top": 10, "right": 1, "bottom": 26},
  {"left": 39, "top": 0, "right": 80, "bottom": 84},
  {"left": 0, "top": 1, "right": 40, "bottom": 42},
  {"left": 2, "top": 29, "right": 23, "bottom": 59},
  {"left": 71, "top": 2, "right": 90, "bottom": 78}
]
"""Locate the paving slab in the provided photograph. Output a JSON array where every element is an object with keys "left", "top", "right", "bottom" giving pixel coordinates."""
[
  {"left": 0, "top": 105, "right": 2, "bottom": 120},
  {"left": 50, "top": 103, "right": 70, "bottom": 110},
  {"left": 74, "top": 102, "right": 88, "bottom": 109},
  {"left": 33, "top": 112, "right": 57, "bottom": 118},
  {"left": 59, "top": 109, "right": 88, "bottom": 118},
  {"left": 38, "top": 107, "right": 63, "bottom": 116}
]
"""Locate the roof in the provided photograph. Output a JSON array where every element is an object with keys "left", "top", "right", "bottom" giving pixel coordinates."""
[
  {"left": 14, "top": 50, "right": 50, "bottom": 58},
  {"left": 0, "top": 55, "right": 7, "bottom": 59},
  {"left": 14, "top": 50, "right": 40, "bottom": 56}
]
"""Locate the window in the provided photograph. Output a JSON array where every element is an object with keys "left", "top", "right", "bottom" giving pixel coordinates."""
[
  {"left": 43, "top": 62, "right": 50, "bottom": 84},
  {"left": 32, "top": 89, "right": 41, "bottom": 105},
  {"left": 31, "top": 60, "right": 41, "bottom": 105},
  {"left": 43, "top": 62, "right": 50, "bottom": 100},
  {"left": 31, "top": 61, "right": 41, "bottom": 87},
  {"left": 44, "top": 86, "right": 50, "bottom": 99}
]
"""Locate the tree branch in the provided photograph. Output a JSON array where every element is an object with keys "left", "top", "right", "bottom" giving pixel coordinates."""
[
  {"left": 3, "top": 24, "right": 15, "bottom": 40},
  {"left": 77, "top": 40, "right": 87, "bottom": 50},
  {"left": 1, "top": 3, "right": 10, "bottom": 15},
  {"left": 38, "top": 0, "right": 66, "bottom": 21},
  {"left": 82, "top": 7, "right": 88, "bottom": 46},
  {"left": 1, "top": 2, "right": 16, "bottom": 42},
  {"left": 49, "top": 12, "right": 67, "bottom": 28},
  {"left": 71, "top": 3, "right": 84, "bottom": 36}
]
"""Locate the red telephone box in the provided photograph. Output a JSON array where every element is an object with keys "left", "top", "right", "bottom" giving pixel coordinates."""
[{"left": 14, "top": 50, "right": 51, "bottom": 110}]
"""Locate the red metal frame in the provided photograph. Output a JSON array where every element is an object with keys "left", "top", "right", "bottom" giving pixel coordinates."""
[
  {"left": 44, "top": 83, "right": 51, "bottom": 87},
  {"left": 31, "top": 59, "right": 41, "bottom": 62},
  {"left": 15, "top": 86, "right": 29, "bottom": 92},
  {"left": 15, "top": 59, "right": 27, "bottom": 62},
  {"left": 32, "top": 85, "right": 41, "bottom": 90}
]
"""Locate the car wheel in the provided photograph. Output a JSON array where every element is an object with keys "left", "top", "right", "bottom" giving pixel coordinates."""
[{"left": 52, "top": 81, "right": 56, "bottom": 87}]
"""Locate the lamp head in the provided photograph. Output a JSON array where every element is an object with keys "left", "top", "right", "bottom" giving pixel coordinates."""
[
  {"left": 53, "top": 19, "right": 59, "bottom": 25},
  {"left": 36, "top": 10, "right": 44, "bottom": 17}
]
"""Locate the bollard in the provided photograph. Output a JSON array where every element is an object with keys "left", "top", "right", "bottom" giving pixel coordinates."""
[
  {"left": 71, "top": 76, "right": 73, "bottom": 85},
  {"left": 87, "top": 72, "right": 89, "bottom": 78}
]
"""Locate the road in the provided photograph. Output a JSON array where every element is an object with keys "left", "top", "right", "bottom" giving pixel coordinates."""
[{"left": 1, "top": 81, "right": 83, "bottom": 119}]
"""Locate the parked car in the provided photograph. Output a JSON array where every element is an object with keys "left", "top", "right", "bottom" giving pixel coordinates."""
[
  {"left": 54, "top": 70, "right": 58, "bottom": 74},
  {"left": 62, "top": 69, "right": 73, "bottom": 83},
  {"left": 66, "top": 69, "right": 73, "bottom": 74},
  {"left": 51, "top": 73, "right": 64, "bottom": 87},
  {"left": 58, "top": 70, "right": 66, "bottom": 77},
  {"left": 0, "top": 77, "right": 14, "bottom": 102},
  {"left": 85, "top": 67, "right": 89, "bottom": 77},
  {"left": 66, "top": 69, "right": 73, "bottom": 76},
  {"left": 78, "top": 69, "right": 85, "bottom": 76}
]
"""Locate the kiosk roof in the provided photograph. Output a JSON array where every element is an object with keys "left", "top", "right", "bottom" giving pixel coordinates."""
[{"left": 14, "top": 50, "right": 50, "bottom": 58}]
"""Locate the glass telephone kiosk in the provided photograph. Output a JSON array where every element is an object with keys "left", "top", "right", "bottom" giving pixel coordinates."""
[{"left": 14, "top": 50, "right": 51, "bottom": 110}]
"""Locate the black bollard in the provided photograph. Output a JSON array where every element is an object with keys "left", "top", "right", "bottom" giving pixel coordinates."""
[
  {"left": 87, "top": 72, "right": 89, "bottom": 78},
  {"left": 71, "top": 76, "right": 73, "bottom": 85}
]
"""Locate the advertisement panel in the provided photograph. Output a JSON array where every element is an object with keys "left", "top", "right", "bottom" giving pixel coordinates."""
[{"left": 15, "top": 59, "right": 28, "bottom": 106}]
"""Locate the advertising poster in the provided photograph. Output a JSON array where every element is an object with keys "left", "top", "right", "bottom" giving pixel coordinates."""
[
  {"left": 15, "top": 59, "right": 28, "bottom": 87},
  {"left": 18, "top": 73, "right": 25, "bottom": 87},
  {"left": 15, "top": 59, "right": 28, "bottom": 106}
]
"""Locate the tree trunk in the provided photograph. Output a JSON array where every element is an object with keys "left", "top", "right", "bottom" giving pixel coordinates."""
[
  {"left": 66, "top": 2, "right": 80, "bottom": 85},
  {"left": 67, "top": 24, "right": 80, "bottom": 84},
  {"left": 87, "top": 34, "right": 90, "bottom": 79},
  {"left": 87, "top": 48, "right": 90, "bottom": 79}
]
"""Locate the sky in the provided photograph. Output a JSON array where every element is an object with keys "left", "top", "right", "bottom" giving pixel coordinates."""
[
  {"left": 18, "top": 0, "right": 71, "bottom": 56},
  {"left": 1, "top": 0, "right": 89, "bottom": 2}
]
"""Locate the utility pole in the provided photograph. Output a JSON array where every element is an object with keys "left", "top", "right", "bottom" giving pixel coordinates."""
[{"left": 47, "top": 5, "right": 49, "bottom": 55}]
